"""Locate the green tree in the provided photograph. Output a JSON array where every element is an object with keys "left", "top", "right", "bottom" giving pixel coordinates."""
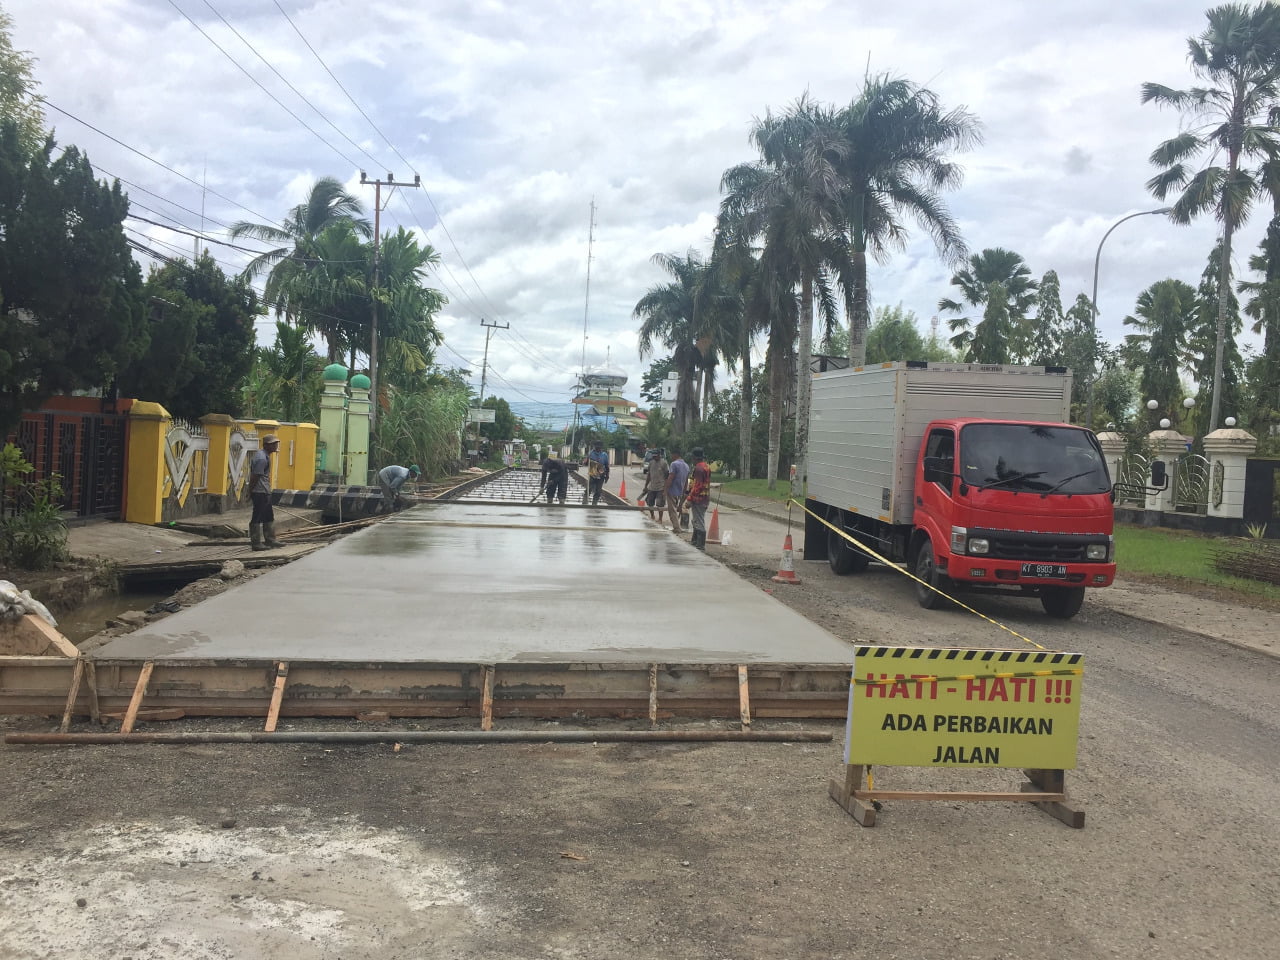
[
  {"left": 230, "top": 177, "right": 371, "bottom": 361},
  {"left": 373, "top": 227, "right": 447, "bottom": 392},
  {"left": 1031, "top": 270, "right": 1066, "bottom": 364},
  {"left": 479, "top": 396, "right": 518, "bottom": 442},
  {"left": 248, "top": 321, "right": 326, "bottom": 424},
  {"left": 0, "top": 125, "right": 145, "bottom": 432},
  {"left": 1189, "top": 240, "right": 1245, "bottom": 431},
  {"left": 720, "top": 96, "right": 851, "bottom": 489},
  {"left": 1123, "top": 278, "right": 1198, "bottom": 412},
  {"left": 1142, "top": 0, "right": 1280, "bottom": 431},
  {"left": 834, "top": 74, "right": 981, "bottom": 364},
  {"left": 864, "top": 303, "right": 926, "bottom": 362},
  {"left": 1060, "top": 293, "right": 1102, "bottom": 417},
  {"left": 0, "top": 6, "right": 44, "bottom": 153},
  {"left": 939, "top": 248, "right": 1038, "bottom": 360},
  {"left": 635, "top": 250, "right": 710, "bottom": 436},
  {"left": 121, "top": 252, "right": 259, "bottom": 419},
  {"left": 1237, "top": 198, "right": 1280, "bottom": 429}
]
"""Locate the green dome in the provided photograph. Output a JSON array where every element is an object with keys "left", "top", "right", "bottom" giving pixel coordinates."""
[
  {"left": 349, "top": 373, "right": 372, "bottom": 390},
  {"left": 322, "top": 363, "right": 348, "bottom": 383}
]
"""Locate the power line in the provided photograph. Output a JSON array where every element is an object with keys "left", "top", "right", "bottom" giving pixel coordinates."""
[
  {"left": 198, "top": 0, "right": 388, "bottom": 173},
  {"left": 163, "top": 0, "right": 362, "bottom": 172},
  {"left": 39, "top": 97, "right": 277, "bottom": 224},
  {"left": 271, "top": 0, "right": 416, "bottom": 174}
]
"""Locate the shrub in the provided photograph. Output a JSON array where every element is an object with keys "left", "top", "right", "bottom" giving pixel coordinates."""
[{"left": 0, "top": 444, "right": 69, "bottom": 571}]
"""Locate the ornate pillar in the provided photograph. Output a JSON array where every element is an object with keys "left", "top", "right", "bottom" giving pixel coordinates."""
[
  {"left": 1145, "top": 429, "right": 1189, "bottom": 515},
  {"left": 1202, "top": 427, "right": 1258, "bottom": 521},
  {"left": 1094, "top": 430, "right": 1125, "bottom": 488},
  {"left": 199, "top": 413, "right": 235, "bottom": 498},
  {"left": 346, "top": 374, "right": 372, "bottom": 485},
  {"left": 124, "top": 401, "right": 171, "bottom": 524},
  {"left": 317, "top": 363, "right": 348, "bottom": 480}
]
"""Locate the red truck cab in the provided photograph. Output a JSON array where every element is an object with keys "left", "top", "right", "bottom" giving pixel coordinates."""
[{"left": 911, "top": 418, "right": 1116, "bottom": 618}]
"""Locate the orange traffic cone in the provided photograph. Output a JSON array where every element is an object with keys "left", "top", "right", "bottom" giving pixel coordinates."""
[
  {"left": 771, "top": 533, "right": 802, "bottom": 584},
  {"left": 706, "top": 507, "right": 721, "bottom": 544},
  {"left": 619, "top": 477, "right": 627, "bottom": 500}
]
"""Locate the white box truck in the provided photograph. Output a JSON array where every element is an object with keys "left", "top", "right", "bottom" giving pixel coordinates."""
[{"left": 803, "top": 362, "right": 1117, "bottom": 619}]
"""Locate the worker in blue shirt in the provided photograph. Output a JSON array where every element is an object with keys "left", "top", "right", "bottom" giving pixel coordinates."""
[{"left": 587, "top": 440, "right": 611, "bottom": 505}]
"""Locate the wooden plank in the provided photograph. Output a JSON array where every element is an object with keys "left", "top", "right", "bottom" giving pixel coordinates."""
[
  {"left": 480, "top": 665, "right": 495, "bottom": 731},
  {"left": 648, "top": 663, "right": 658, "bottom": 728},
  {"left": 828, "top": 764, "right": 877, "bottom": 826},
  {"left": 1023, "top": 768, "right": 1086, "bottom": 828},
  {"left": 737, "top": 664, "right": 751, "bottom": 729},
  {"left": 59, "top": 658, "right": 86, "bottom": 733},
  {"left": 85, "top": 661, "right": 100, "bottom": 725},
  {"left": 264, "top": 661, "right": 289, "bottom": 732},
  {"left": 120, "top": 661, "right": 155, "bottom": 733},
  {"left": 854, "top": 790, "right": 1067, "bottom": 802}
]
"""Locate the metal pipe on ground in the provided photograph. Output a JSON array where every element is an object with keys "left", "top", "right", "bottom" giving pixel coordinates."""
[{"left": 6, "top": 729, "right": 833, "bottom": 746}]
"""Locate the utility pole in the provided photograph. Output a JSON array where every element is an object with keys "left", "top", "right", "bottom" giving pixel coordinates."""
[
  {"left": 476, "top": 318, "right": 508, "bottom": 454},
  {"left": 359, "top": 171, "right": 421, "bottom": 427},
  {"left": 569, "top": 198, "right": 596, "bottom": 457}
]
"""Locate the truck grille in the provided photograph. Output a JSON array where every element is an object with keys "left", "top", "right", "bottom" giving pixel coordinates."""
[
  {"left": 970, "top": 528, "right": 1106, "bottom": 563},
  {"left": 988, "top": 537, "right": 1086, "bottom": 562}
]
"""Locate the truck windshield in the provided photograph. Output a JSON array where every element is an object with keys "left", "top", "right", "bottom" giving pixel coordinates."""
[{"left": 958, "top": 424, "right": 1111, "bottom": 495}]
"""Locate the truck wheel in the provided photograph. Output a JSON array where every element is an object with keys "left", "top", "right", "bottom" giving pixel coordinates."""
[
  {"left": 827, "top": 511, "right": 869, "bottom": 575},
  {"left": 1041, "top": 586, "right": 1085, "bottom": 619},
  {"left": 913, "top": 541, "right": 950, "bottom": 610}
]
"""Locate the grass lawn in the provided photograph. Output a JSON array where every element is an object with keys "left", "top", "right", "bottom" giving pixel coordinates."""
[
  {"left": 1114, "top": 524, "right": 1280, "bottom": 607},
  {"left": 716, "top": 478, "right": 804, "bottom": 503}
]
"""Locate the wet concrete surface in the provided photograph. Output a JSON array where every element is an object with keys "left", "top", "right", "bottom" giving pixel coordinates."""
[{"left": 93, "top": 501, "right": 853, "bottom": 664}]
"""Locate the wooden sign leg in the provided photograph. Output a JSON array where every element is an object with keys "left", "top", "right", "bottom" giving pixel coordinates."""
[
  {"left": 829, "top": 764, "right": 877, "bottom": 827},
  {"left": 1023, "top": 769, "right": 1086, "bottom": 828}
]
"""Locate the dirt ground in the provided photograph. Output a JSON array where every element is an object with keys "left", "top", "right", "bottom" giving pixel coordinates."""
[{"left": 2, "top": 488, "right": 1278, "bottom": 959}]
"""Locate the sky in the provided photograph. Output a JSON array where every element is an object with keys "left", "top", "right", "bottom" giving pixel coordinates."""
[{"left": 6, "top": 0, "right": 1268, "bottom": 416}]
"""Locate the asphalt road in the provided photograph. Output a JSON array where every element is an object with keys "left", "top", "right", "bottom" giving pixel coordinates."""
[{"left": 1, "top": 491, "right": 1277, "bottom": 959}]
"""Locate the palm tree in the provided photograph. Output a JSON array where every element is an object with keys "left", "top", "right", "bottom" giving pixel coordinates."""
[
  {"left": 1123, "top": 278, "right": 1198, "bottom": 412},
  {"left": 721, "top": 96, "right": 852, "bottom": 489},
  {"left": 939, "top": 247, "right": 1038, "bottom": 361},
  {"left": 1142, "top": 1, "right": 1280, "bottom": 431},
  {"left": 834, "top": 74, "right": 981, "bottom": 364},
  {"left": 635, "top": 250, "right": 710, "bottom": 436},
  {"left": 373, "top": 227, "right": 447, "bottom": 392},
  {"left": 230, "top": 177, "right": 371, "bottom": 359}
]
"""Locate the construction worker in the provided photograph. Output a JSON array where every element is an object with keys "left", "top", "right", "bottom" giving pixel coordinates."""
[
  {"left": 687, "top": 447, "right": 712, "bottom": 550},
  {"left": 587, "top": 440, "right": 610, "bottom": 505},
  {"left": 377, "top": 463, "right": 421, "bottom": 513},
  {"left": 249, "top": 434, "right": 283, "bottom": 551},
  {"left": 540, "top": 452, "right": 569, "bottom": 504},
  {"left": 665, "top": 449, "right": 690, "bottom": 534}
]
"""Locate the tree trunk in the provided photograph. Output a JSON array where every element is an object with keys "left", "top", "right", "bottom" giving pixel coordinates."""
[
  {"left": 1210, "top": 217, "right": 1233, "bottom": 433},
  {"left": 739, "top": 328, "right": 753, "bottom": 480},
  {"left": 794, "top": 273, "right": 814, "bottom": 495},
  {"left": 849, "top": 244, "right": 869, "bottom": 365},
  {"left": 765, "top": 338, "right": 783, "bottom": 490}
]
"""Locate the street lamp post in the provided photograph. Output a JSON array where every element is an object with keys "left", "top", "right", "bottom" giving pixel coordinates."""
[{"left": 1087, "top": 208, "right": 1173, "bottom": 429}]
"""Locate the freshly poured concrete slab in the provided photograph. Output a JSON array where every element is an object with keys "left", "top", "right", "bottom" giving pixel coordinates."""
[{"left": 94, "top": 502, "right": 853, "bottom": 665}]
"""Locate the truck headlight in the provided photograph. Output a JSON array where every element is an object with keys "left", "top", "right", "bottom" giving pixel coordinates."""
[
  {"left": 950, "top": 526, "right": 967, "bottom": 553},
  {"left": 968, "top": 538, "right": 990, "bottom": 555},
  {"left": 1086, "top": 542, "right": 1109, "bottom": 561}
]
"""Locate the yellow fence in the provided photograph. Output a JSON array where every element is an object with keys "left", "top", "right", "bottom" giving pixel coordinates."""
[{"left": 124, "top": 402, "right": 317, "bottom": 524}]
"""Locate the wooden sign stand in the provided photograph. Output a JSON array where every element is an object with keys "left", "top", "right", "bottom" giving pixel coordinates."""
[{"left": 829, "top": 764, "right": 1085, "bottom": 828}]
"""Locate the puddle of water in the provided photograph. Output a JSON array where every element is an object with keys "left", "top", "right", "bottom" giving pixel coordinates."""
[{"left": 56, "top": 591, "right": 173, "bottom": 644}]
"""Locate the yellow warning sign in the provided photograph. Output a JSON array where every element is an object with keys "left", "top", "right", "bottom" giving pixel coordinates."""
[{"left": 845, "top": 646, "right": 1084, "bottom": 769}]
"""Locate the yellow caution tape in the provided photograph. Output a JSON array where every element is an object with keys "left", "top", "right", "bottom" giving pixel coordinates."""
[{"left": 786, "top": 498, "right": 1049, "bottom": 652}]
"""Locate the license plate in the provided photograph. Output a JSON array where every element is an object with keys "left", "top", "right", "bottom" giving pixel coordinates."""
[{"left": 1021, "top": 563, "right": 1067, "bottom": 579}]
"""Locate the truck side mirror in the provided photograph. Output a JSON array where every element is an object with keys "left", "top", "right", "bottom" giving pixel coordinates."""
[{"left": 1150, "top": 460, "right": 1167, "bottom": 489}]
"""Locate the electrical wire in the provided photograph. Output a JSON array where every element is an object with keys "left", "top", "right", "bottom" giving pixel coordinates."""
[
  {"left": 199, "top": 0, "right": 388, "bottom": 173},
  {"left": 163, "top": 0, "right": 362, "bottom": 172}
]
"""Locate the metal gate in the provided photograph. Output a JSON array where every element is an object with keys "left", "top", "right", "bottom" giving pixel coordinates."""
[
  {"left": 1171, "top": 453, "right": 1210, "bottom": 514},
  {"left": 8, "top": 409, "right": 128, "bottom": 518}
]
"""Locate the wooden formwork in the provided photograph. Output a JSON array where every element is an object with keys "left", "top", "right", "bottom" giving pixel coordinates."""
[{"left": 0, "top": 656, "right": 850, "bottom": 724}]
